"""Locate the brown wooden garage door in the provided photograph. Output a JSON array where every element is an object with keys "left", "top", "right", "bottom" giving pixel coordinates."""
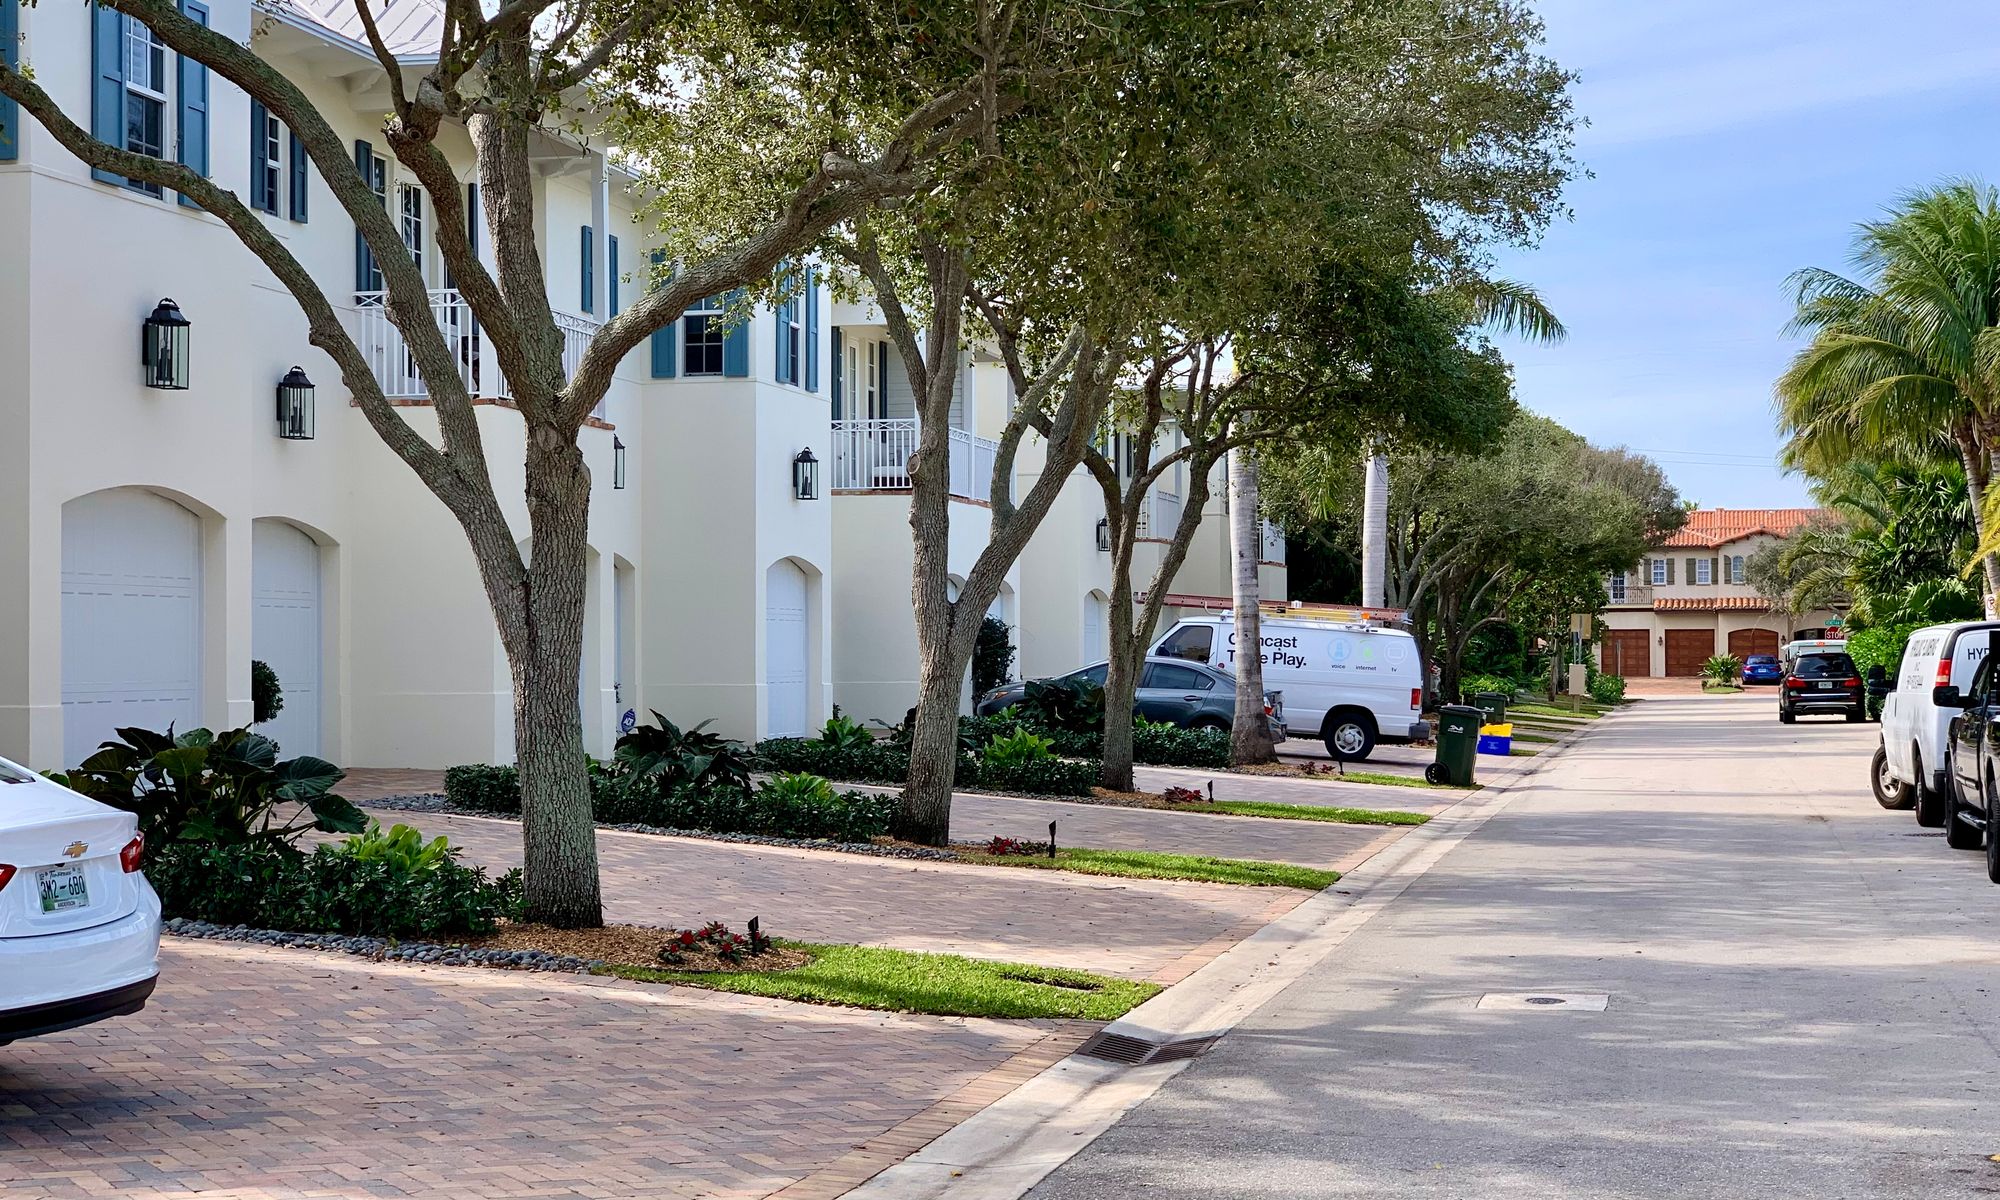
[
  {"left": 1665, "top": 629, "right": 1715, "bottom": 676},
  {"left": 1727, "top": 628, "right": 1780, "bottom": 661},
  {"left": 1602, "top": 629, "right": 1652, "bottom": 677}
]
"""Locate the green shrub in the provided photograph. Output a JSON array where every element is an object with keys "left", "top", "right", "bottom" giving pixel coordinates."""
[
  {"left": 1132, "top": 722, "right": 1230, "bottom": 768},
  {"left": 1017, "top": 676, "right": 1105, "bottom": 735},
  {"left": 340, "top": 820, "right": 454, "bottom": 874},
  {"left": 614, "top": 712, "right": 752, "bottom": 795},
  {"left": 51, "top": 725, "right": 363, "bottom": 848},
  {"left": 597, "top": 770, "right": 896, "bottom": 840},
  {"left": 973, "top": 757, "right": 1099, "bottom": 796},
  {"left": 250, "top": 660, "right": 284, "bottom": 726},
  {"left": 444, "top": 763, "right": 522, "bottom": 813},
  {"left": 1460, "top": 674, "right": 1518, "bottom": 700},
  {"left": 1847, "top": 621, "right": 1923, "bottom": 718},
  {"left": 1588, "top": 673, "right": 1626, "bottom": 705},
  {"left": 147, "top": 837, "right": 520, "bottom": 938},
  {"left": 818, "top": 713, "right": 875, "bottom": 750},
  {"left": 973, "top": 615, "right": 1016, "bottom": 697},
  {"left": 982, "top": 726, "right": 1055, "bottom": 769},
  {"left": 1700, "top": 654, "right": 1741, "bottom": 684},
  {"left": 751, "top": 738, "right": 913, "bottom": 784}
]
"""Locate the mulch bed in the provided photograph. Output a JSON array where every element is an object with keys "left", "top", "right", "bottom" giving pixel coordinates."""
[{"left": 466, "top": 922, "right": 811, "bottom": 973}]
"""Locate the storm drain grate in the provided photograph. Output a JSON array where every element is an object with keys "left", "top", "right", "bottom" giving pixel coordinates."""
[
  {"left": 1476, "top": 992, "right": 1610, "bottom": 1012},
  {"left": 1075, "top": 1031, "right": 1222, "bottom": 1066}
]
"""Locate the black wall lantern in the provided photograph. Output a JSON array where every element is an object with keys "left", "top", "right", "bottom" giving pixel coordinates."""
[
  {"left": 141, "top": 298, "right": 191, "bottom": 390},
  {"left": 276, "top": 366, "right": 315, "bottom": 440},
  {"left": 792, "top": 447, "right": 820, "bottom": 501},
  {"left": 613, "top": 436, "right": 627, "bottom": 490},
  {"left": 1096, "top": 517, "right": 1111, "bottom": 552}
]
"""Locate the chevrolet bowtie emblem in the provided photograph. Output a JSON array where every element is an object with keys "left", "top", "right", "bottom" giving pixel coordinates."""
[{"left": 63, "top": 841, "right": 89, "bottom": 859}]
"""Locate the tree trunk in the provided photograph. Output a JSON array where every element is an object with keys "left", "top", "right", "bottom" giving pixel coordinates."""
[
  {"left": 511, "top": 427, "right": 602, "bottom": 928},
  {"left": 902, "top": 631, "right": 969, "bottom": 845},
  {"left": 1100, "top": 545, "right": 1141, "bottom": 792},
  {"left": 1227, "top": 447, "right": 1275, "bottom": 764},
  {"left": 1959, "top": 428, "right": 2000, "bottom": 611}
]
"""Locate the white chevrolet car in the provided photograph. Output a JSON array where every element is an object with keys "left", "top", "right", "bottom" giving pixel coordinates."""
[{"left": 0, "top": 756, "right": 161, "bottom": 1045}]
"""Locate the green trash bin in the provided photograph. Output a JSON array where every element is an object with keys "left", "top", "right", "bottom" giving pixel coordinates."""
[
  {"left": 1471, "top": 692, "right": 1509, "bottom": 725},
  {"left": 1427, "top": 704, "right": 1481, "bottom": 786}
]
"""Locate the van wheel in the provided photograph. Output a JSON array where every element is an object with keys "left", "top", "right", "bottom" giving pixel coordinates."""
[
  {"left": 1846, "top": 706, "right": 1864, "bottom": 723},
  {"left": 1323, "top": 710, "right": 1377, "bottom": 762},
  {"left": 1914, "top": 749, "right": 1948, "bottom": 828},
  {"left": 1872, "top": 746, "right": 1913, "bottom": 810},
  {"left": 1779, "top": 708, "right": 1795, "bottom": 724}
]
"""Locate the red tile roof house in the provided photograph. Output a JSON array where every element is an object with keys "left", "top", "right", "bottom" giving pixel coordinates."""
[{"left": 1596, "top": 508, "right": 1844, "bottom": 677}]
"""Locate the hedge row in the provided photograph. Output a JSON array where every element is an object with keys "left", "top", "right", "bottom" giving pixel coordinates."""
[
  {"left": 440, "top": 763, "right": 898, "bottom": 841},
  {"left": 749, "top": 738, "right": 1101, "bottom": 796}
]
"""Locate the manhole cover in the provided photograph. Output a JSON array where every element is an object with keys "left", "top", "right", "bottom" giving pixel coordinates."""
[{"left": 1476, "top": 992, "right": 1609, "bottom": 1012}]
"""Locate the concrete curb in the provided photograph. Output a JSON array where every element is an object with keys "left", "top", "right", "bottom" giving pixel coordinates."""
[{"left": 836, "top": 709, "right": 1607, "bottom": 1200}]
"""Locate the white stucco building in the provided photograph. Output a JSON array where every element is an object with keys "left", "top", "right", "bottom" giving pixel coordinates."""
[{"left": 0, "top": 0, "right": 1284, "bottom": 769}]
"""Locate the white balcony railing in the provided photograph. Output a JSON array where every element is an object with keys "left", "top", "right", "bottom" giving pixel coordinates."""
[
  {"left": 355, "top": 289, "right": 606, "bottom": 417},
  {"left": 1262, "top": 520, "right": 1286, "bottom": 563},
  {"left": 1133, "top": 489, "right": 1183, "bottom": 539},
  {"left": 831, "top": 419, "right": 1005, "bottom": 502}
]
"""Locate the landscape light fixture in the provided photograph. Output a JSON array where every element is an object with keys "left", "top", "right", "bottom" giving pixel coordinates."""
[
  {"left": 141, "top": 298, "right": 191, "bottom": 390},
  {"left": 276, "top": 366, "right": 315, "bottom": 440},
  {"left": 613, "top": 436, "right": 627, "bottom": 490}
]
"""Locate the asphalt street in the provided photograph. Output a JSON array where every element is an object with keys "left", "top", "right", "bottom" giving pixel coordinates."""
[{"left": 1029, "top": 693, "right": 2000, "bottom": 1199}]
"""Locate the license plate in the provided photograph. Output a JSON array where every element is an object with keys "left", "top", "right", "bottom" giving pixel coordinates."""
[
  {"left": 36, "top": 865, "right": 89, "bottom": 914},
  {"left": 1818, "top": 681, "right": 1833, "bottom": 690}
]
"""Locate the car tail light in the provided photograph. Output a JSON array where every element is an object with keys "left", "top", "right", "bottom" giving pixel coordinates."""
[
  {"left": 0, "top": 864, "right": 14, "bottom": 892},
  {"left": 1263, "top": 704, "right": 1274, "bottom": 716},
  {"left": 1937, "top": 657, "right": 1954, "bottom": 688},
  {"left": 1410, "top": 687, "right": 1422, "bottom": 710},
  {"left": 120, "top": 834, "right": 144, "bottom": 873},
  {"left": 1786, "top": 678, "right": 1804, "bottom": 690},
  {"left": 1843, "top": 677, "right": 1861, "bottom": 689}
]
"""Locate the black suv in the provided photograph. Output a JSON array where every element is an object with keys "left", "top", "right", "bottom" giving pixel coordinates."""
[
  {"left": 1778, "top": 650, "right": 1865, "bottom": 724},
  {"left": 1933, "top": 653, "right": 2000, "bottom": 881}
]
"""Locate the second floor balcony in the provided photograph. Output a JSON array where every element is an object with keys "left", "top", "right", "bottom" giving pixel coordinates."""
[
  {"left": 831, "top": 419, "right": 1007, "bottom": 503},
  {"left": 355, "top": 289, "right": 605, "bottom": 416}
]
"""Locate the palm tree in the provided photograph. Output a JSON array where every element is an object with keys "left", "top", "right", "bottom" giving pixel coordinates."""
[{"left": 1776, "top": 180, "right": 2000, "bottom": 600}]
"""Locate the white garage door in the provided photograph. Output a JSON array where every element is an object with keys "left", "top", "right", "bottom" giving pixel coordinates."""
[
  {"left": 252, "top": 520, "right": 322, "bottom": 758},
  {"left": 62, "top": 490, "right": 203, "bottom": 765},
  {"left": 765, "top": 560, "right": 809, "bottom": 737}
]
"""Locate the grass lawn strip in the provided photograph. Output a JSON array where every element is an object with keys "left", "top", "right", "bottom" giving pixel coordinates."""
[
  {"left": 606, "top": 942, "right": 1159, "bottom": 1019},
  {"left": 1229, "top": 762, "right": 1468, "bottom": 790},
  {"left": 1197, "top": 798, "right": 1430, "bottom": 826},
  {"left": 956, "top": 846, "right": 1339, "bottom": 890}
]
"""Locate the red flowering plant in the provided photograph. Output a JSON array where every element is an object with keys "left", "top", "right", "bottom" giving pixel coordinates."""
[
  {"left": 986, "top": 836, "right": 1042, "bottom": 856},
  {"left": 657, "top": 920, "right": 764, "bottom": 966},
  {"left": 1161, "top": 786, "right": 1207, "bottom": 804}
]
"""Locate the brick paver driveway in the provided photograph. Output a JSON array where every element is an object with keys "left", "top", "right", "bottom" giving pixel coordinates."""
[
  {"left": 1, "top": 941, "right": 1081, "bottom": 1200},
  {"left": 387, "top": 811, "right": 1301, "bottom": 983}
]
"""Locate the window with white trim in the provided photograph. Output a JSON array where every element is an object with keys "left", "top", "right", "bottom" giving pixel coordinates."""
[
  {"left": 1650, "top": 558, "right": 1668, "bottom": 586},
  {"left": 122, "top": 16, "right": 168, "bottom": 194},
  {"left": 778, "top": 288, "right": 801, "bottom": 385},
  {"left": 1695, "top": 557, "right": 1713, "bottom": 585},
  {"left": 399, "top": 183, "right": 425, "bottom": 275},
  {"left": 1609, "top": 571, "right": 1627, "bottom": 603},
  {"left": 253, "top": 107, "right": 281, "bottom": 215},
  {"left": 684, "top": 295, "right": 725, "bottom": 375},
  {"left": 1729, "top": 555, "right": 1746, "bottom": 584}
]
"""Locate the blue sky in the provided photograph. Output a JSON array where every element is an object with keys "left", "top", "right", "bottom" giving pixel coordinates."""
[{"left": 1489, "top": 1, "right": 2000, "bottom": 509}]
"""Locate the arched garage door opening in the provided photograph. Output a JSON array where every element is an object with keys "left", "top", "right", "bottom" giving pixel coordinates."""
[
  {"left": 766, "top": 559, "right": 810, "bottom": 737},
  {"left": 62, "top": 489, "right": 203, "bottom": 765},
  {"left": 1083, "top": 591, "right": 1109, "bottom": 664},
  {"left": 1728, "top": 628, "right": 1780, "bottom": 662},
  {"left": 252, "top": 519, "right": 324, "bottom": 758}
]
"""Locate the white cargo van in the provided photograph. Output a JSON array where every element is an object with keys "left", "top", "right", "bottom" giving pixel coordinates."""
[
  {"left": 1152, "top": 610, "right": 1426, "bottom": 761},
  {"left": 1878, "top": 621, "right": 2000, "bottom": 824}
]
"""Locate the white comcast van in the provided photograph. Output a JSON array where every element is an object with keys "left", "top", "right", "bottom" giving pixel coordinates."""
[
  {"left": 1877, "top": 620, "right": 2000, "bottom": 824},
  {"left": 1152, "top": 610, "right": 1426, "bottom": 761}
]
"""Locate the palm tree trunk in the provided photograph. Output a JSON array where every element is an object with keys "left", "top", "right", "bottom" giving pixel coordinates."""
[
  {"left": 1227, "top": 447, "right": 1275, "bottom": 765},
  {"left": 1958, "top": 426, "right": 2000, "bottom": 611}
]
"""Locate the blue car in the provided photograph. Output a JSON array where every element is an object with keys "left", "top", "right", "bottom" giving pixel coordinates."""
[{"left": 1742, "top": 654, "right": 1782, "bottom": 685}]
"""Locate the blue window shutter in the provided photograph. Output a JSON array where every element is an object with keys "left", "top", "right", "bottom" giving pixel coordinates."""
[
  {"left": 829, "top": 326, "right": 843, "bottom": 416},
  {"left": 608, "top": 236, "right": 620, "bottom": 318},
  {"left": 465, "top": 182, "right": 479, "bottom": 252},
  {"left": 248, "top": 101, "right": 270, "bottom": 213},
  {"left": 580, "top": 225, "right": 594, "bottom": 314},
  {"left": 773, "top": 266, "right": 787, "bottom": 382},
  {"left": 722, "top": 288, "right": 749, "bottom": 378},
  {"left": 288, "top": 131, "right": 308, "bottom": 221},
  {"left": 0, "top": 0, "right": 19, "bottom": 161},
  {"left": 805, "top": 266, "right": 819, "bottom": 393},
  {"left": 353, "top": 139, "right": 374, "bottom": 293},
  {"left": 175, "top": 0, "right": 208, "bottom": 208},
  {"left": 648, "top": 251, "right": 675, "bottom": 378},
  {"left": 90, "top": 3, "right": 126, "bottom": 186}
]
